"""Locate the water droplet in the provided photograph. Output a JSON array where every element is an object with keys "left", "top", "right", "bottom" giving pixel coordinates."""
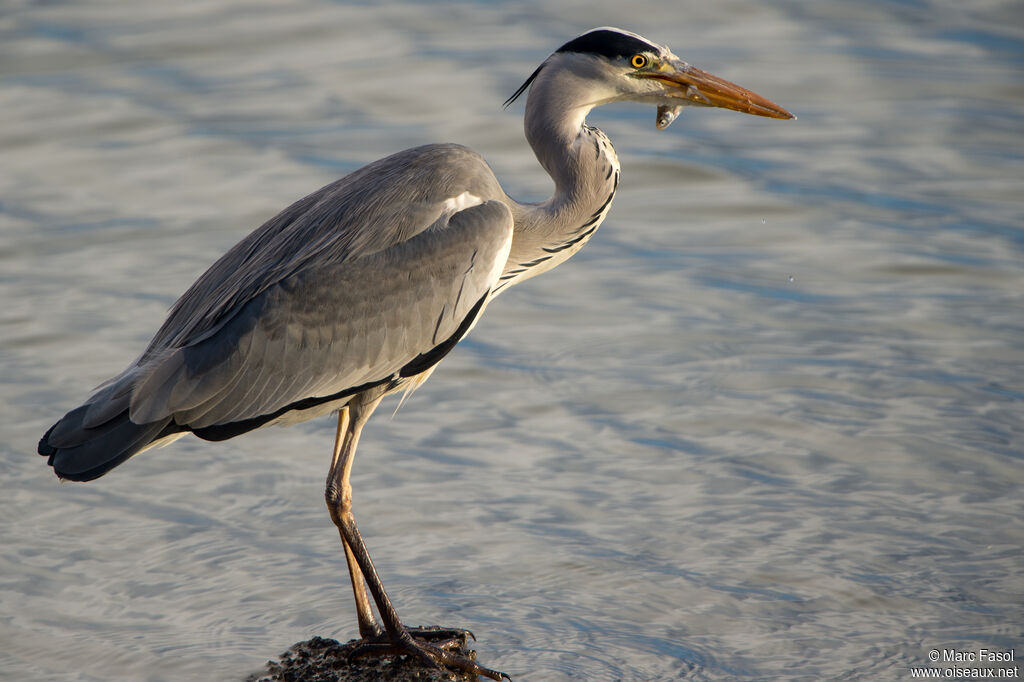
[
  {"left": 787, "top": 275, "right": 795, "bottom": 283},
  {"left": 762, "top": 217, "right": 767, "bottom": 225}
]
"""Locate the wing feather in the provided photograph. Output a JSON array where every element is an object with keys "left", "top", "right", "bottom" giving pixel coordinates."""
[
  {"left": 129, "top": 200, "right": 513, "bottom": 430},
  {"left": 140, "top": 144, "right": 504, "bottom": 362}
]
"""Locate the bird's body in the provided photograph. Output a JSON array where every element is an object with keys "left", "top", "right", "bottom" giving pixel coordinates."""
[
  {"left": 38, "top": 28, "right": 792, "bottom": 679},
  {"left": 43, "top": 143, "right": 515, "bottom": 475}
]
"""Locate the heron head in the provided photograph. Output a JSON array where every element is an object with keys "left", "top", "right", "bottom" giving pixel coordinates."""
[{"left": 506, "top": 27, "right": 794, "bottom": 129}]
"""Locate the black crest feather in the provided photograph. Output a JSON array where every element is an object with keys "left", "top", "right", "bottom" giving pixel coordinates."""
[
  {"left": 555, "top": 28, "right": 658, "bottom": 61},
  {"left": 504, "top": 63, "right": 543, "bottom": 108}
]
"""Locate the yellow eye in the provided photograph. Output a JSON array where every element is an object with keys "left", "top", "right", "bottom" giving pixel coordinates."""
[{"left": 630, "top": 54, "right": 648, "bottom": 68}]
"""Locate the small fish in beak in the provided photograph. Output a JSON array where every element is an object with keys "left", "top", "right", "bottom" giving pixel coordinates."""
[{"left": 656, "top": 104, "right": 684, "bottom": 130}]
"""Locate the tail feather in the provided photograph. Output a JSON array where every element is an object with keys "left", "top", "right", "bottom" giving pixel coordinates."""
[
  {"left": 81, "top": 373, "right": 135, "bottom": 430},
  {"left": 38, "top": 404, "right": 182, "bottom": 482}
]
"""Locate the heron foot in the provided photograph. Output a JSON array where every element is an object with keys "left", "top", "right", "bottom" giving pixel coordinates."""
[{"left": 349, "top": 625, "right": 509, "bottom": 680}]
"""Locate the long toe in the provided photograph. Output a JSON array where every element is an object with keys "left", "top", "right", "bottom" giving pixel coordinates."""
[{"left": 349, "top": 631, "right": 509, "bottom": 681}]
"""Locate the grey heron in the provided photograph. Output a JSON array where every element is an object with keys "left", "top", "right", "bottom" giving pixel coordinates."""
[{"left": 38, "top": 27, "right": 793, "bottom": 679}]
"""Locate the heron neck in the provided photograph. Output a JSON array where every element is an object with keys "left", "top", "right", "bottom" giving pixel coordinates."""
[
  {"left": 499, "top": 65, "right": 619, "bottom": 289},
  {"left": 522, "top": 68, "right": 612, "bottom": 209}
]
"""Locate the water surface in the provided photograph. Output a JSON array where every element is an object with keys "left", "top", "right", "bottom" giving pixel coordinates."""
[{"left": 2, "top": 1, "right": 1021, "bottom": 680}]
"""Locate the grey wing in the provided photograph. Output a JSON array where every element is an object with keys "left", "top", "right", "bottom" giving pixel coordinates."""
[
  {"left": 128, "top": 199, "right": 513, "bottom": 430},
  {"left": 141, "top": 143, "right": 504, "bottom": 357}
]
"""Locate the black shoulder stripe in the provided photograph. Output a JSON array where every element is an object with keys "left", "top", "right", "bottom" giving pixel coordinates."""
[
  {"left": 399, "top": 292, "right": 488, "bottom": 378},
  {"left": 191, "top": 294, "right": 491, "bottom": 442},
  {"left": 191, "top": 376, "right": 392, "bottom": 442}
]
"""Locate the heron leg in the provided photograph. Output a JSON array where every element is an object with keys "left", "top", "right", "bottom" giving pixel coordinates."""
[
  {"left": 324, "top": 394, "right": 508, "bottom": 681},
  {"left": 326, "top": 405, "right": 381, "bottom": 639}
]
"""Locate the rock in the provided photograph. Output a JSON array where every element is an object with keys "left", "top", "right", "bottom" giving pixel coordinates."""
[{"left": 247, "top": 634, "right": 481, "bottom": 682}]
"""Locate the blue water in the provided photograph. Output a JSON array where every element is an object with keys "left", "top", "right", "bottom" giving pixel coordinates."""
[{"left": 1, "top": 1, "right": 1021, "bottom": 680}]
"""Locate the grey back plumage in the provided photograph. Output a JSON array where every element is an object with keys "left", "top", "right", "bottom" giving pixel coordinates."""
[
  {"left": 132, "top": 193, "right": 512, "bottom": 428},
  {"left": 129, "top": 144, "right": 510, "bottom": 424},
  {"left": 42, "top": 144, "right": 514, "bottom": 479},
  {"left": 147, "top": 144, "right": 505, "bottom": 356}
]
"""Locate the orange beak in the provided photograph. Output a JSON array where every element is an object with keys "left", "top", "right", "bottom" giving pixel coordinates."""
[{"left": 641, "top": 60, "right": 795, "bottom": 120}]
